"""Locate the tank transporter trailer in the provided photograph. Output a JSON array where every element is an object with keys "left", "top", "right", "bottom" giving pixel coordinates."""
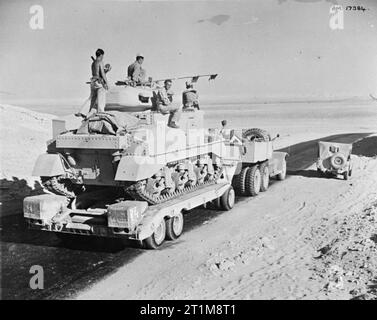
[{"left": 24, "top": 109, "right": 287, "bottom": 249}]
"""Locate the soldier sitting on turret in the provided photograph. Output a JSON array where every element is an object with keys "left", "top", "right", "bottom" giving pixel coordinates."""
[
  {"left": 156, "top": 79, "right": 182, "bottom": 129},
  {"left": 182, "top": 81, "right": 199, "bottom": 110},
  {"left": 127, "top": 53, "right": 146, "bottom": 85}
]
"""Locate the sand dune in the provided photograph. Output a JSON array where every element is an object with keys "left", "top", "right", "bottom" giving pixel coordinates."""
[{"left": 0, "top": 104, "right": 55, "bottom": 179}]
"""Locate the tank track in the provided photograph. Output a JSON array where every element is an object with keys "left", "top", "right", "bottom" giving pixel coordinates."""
[
  {"left": 41, "top": 176, "right": 77, "bottom": 199},
  {"left": 126, "top": 169, "right": 223, "bottom": 205}
]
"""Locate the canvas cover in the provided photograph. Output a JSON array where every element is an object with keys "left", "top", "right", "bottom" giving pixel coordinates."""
[
  {"left": 76, "top": 111, "right": 140, "bottom": 135},
  {"left": 318, "top": 141, "right": 352, "bottom": 160}
]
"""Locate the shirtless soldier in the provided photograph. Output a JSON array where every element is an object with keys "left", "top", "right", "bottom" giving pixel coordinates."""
[
  {"left": 75, "top": 48, "right": 110, "bottom": 118},
  {"left": 89, "top": 48, "right": 109, "bottom": 113}
]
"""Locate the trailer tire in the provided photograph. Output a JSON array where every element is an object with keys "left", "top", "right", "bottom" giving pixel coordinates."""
[
  {"left": 245, "top": 166, "right": 261, "bottom": 196},
  {"left": 242, "top": 128, "right": 271, "bottom": 142},
  {"left": 165, "top": 212, "right": 184, "bottom": 241},
  {"left": 276, "top": 159, "right": 287, "bottom": 181},
  {"left": 234, "top": 167, "right": 249, "bottom": 196},
  {"left": 143, "top": 219, "right": 166, "bottom": 249},
  {"left": 259, "top": 162, "right": 269, "bottom": 192},
  {"left": 220, "top": 186, "right": 235, "bottom": 211}
]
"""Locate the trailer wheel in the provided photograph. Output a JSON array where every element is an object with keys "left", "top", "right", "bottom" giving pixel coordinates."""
[
  {"left": 276, "top": 159, "right": 287, "bottom": 181},
  {"left": 233, "top": 167, "right": 249, "bottom": 196},
  {"left": 165, "top": 212, "right": 184, "bottom": 241},
  {"left": 220, "top": 186, "right": 235, "bottom": 211},
  {"left": 143, "top": 219, "right": 166, "bottom": 249},
  {"left": 259, "top": 162, "right": 270, "bottom": 192}
]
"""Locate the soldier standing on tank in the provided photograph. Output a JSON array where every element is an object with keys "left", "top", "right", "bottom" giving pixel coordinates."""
[
  {"left": 220, "top": 120, "right": 230, "bottom": 138},
  {"left": 156, "top": 79, "right": 182, "bottom": 129},
  {"left": 182, "top": 81, "right": 199, "bottom": 110},
  {"left": 75, "top": 49, "right": 110, "bottom": 118},
  {"left": 89, "top": 49, "right": 109, "bottom": 114},
  {"left": 127, "top": 54, "right": 146, "bottom": 85}
]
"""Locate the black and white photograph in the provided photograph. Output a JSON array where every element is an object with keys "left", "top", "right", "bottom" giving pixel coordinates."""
[{"left": 0, "top": 0, "right": 376, "bottom": 303}]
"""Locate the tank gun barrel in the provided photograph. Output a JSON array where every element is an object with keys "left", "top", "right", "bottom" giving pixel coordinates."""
[
  {"left": 115, "top": 73, "right": 218, "bottom": 87},
  {"left": 154, "top": 73, "right": 218, "bottom": 83}
]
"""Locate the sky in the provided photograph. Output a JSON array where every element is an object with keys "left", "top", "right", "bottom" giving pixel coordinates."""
[{"left": 0, "top": 0, "right": 376, "bottom": 104}]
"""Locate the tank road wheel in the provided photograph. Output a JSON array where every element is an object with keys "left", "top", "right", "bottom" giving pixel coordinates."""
[
  {"left": 259, "top": 162, "right": 270, "bottom": 192},
  {"left": 172, "top": 165, "right": 189, "bottom": 191},
  {"left": 233, "top": 167, "right": 249, "bottom": 196},
  {"left": 184, "top": 161, "right": 197, "bottom": 188},
  {"left": 195, "top": 165, "right": 208, "bottom": 184},
  {"left": 162, "top": 167, "right": 176, "bottom": 194},
  {"left": 220, "top": 186, "right": 235, "bottom": 211},
  {"left": 276, "top": 159, "right": 287, "bottom": 181},
  {"left": 242, "top": 128, "right": 271, "bottom": 142},
  {"left": 145, "top": 175, "right": 165, "bottom": 198},
  {"left": 143, "top": 219, "right": 166, "bottom": 249},
  {"left": 245, "top": 165, "right": 261, "bottom": 196},
  {"left": 165, "top": 212, "right": 184, "bottom": 241}
]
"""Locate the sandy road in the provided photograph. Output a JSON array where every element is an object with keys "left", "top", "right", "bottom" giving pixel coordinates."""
[
  {"left": 1, "top": 132, "right": 376, "bottom": 300},
  {"left": 75, "top": 133, "right": 377, "bottom": 300}
]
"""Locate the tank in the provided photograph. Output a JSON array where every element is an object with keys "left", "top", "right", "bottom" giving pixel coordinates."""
[{"left": 32, "top": 98, "right": 240, "bottom": 208}]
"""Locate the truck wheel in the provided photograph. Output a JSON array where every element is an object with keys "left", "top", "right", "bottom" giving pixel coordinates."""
[
  {"left": 245, "top": 165, "right": 261, "bottom": 196},
  {"left": 233, "top": 167, "right": 249, "bottom": 196},
  {"left": 343, "top": 171, "right": 349, "bottom": 180},
  {"left": 242, "top": 128, "right": 271, "bottom": 142},
  {"left": 220, "top": 186, "right": 235, "bottom": 211},
  {"left": 143, "top": 219, "right": 166, "bottom": 249},
  {"left": 276, "top": 160, "right": 287, "bottom": 181},
  {"left": 259, "top": 162, "right": 269, "bottom": 192},
  {"left": 165, "top": 212, "right": 184, "bottom": 241}
]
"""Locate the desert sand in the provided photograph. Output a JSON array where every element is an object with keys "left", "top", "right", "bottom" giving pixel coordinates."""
[
  {"left": 0, "top": 101, "right": 376, "bottom": 300},
  {"left": 75, "top": 136, "right": 377, "bottom": 300}
]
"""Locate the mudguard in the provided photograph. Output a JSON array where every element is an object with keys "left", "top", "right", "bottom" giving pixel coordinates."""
[
  {"left": 115, "top": 155, "right": 164, "bottom": 181},
  {"left": 32, "top": 153, "right": 66, "bottom": 177},
  {"left": 269, "top": 151, "right": 288, "bottom": 175}
]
